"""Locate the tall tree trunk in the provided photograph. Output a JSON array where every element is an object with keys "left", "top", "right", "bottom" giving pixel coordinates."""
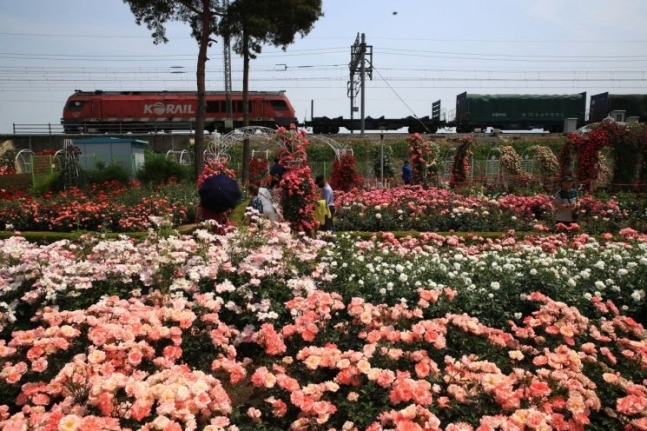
[
  {"left": 194, "top": 0, "right": 211, "bottom": 179},
  {"left": 241, "top": 27, "right": 250, "bottom": 185}
]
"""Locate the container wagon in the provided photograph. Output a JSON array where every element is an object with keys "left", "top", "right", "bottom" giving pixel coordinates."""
[
  {"left": 589, "top": 93, "right": 647, "bottom": 123},
  {"left": 454, "top": 92, "right": 587, "bottom": 133}
]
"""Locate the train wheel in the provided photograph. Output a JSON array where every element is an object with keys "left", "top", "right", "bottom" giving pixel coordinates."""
[{"left": 330, "top": 126, "right": 340, "bottom": 134}]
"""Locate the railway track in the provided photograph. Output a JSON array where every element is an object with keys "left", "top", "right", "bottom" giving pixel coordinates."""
[
  {"left": 8, "top": 123, "right": 560, "bottom": 140},
  {"left": 321, "top": 132, "right": 554, "bottom": 139}
]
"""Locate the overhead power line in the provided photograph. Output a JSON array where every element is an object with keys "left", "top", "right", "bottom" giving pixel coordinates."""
[
  {"left": 378, "top": 50, "right": 647, "bottom": 63},
  {"left": 3, "top": 31, "right": 647, "bottom": 44},
  {"left": 379, "top": 47, "right": 647, "bottom": 60}
]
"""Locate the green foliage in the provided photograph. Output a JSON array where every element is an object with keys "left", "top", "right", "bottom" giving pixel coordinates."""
[
  {"left": 607, "top": 122, "right": 639, "bottom": 187},
  {"left": 137, "top": 151, "right": 192, "bottom": 185},
  {"left": 306, "top": 144, "right": 335, "bottom": 162},
  {"left": 343, "top": 138, "right": 374, "bottom": 159},
  {"left": 470, "top": 139, "right": 564, "bottom": 160},
  {"left": 30, "top": 172, "right": 61, "bottom": 195},
  {"left": 372, "top": 145, "right": 395, "bottom": 178},
  {"left": 388, "top": 139, "right": 410, "bottom": 160},
  {"left": 85, "top": 162, "right": 130, "bottom": 185},
  {"left": 218, "top": 0, "right": 323, "bottom": 54}
]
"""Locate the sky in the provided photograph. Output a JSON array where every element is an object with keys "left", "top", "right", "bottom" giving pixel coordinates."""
[{"left": 1, "top": 0, "right": 647, "bottom": 134}]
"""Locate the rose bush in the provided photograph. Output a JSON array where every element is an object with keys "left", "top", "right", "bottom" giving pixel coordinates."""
[
  {"left": 0, "top": 179, "right": 640, "bottom": 235},
  {"left": 450, "top": 136, "right": 474, "bottom": 187},
  {"left": 248, "top": 157, "right": 269, "bottom": 187},
  {"left": 275, "top": 126, "right": 318, "bottom": 234},
  {"left": 329, "top": 151, "right": 363, "bottom": 192},
  {"left": 407, "top": 133, "right": 434, "bottom": 187},
  {"left": 1, "top": 224, "right": 646, "bottom": 430},
  {"left": 334, "top": 186, "right": 627, "bottom": 234},
  {"left": 0, "top": 181, "right": 195, "bottom": 233}
]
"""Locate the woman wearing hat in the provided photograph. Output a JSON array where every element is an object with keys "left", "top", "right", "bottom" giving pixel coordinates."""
[{"left": 554, "top": 175, "right": 579, "bottom": 226}]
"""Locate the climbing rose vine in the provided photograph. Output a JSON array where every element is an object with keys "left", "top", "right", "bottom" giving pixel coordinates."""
[
  {"left": 407, "top": 133, "right": 435, "bottom": 187},
  {"left": 248, "top": 157, "right": 269, "bottom": 186},
  {"left": 567, "top": 127, "right": 610, "bottom": 189},
  {"left": 500, "top": 146, "right": 532, "bottom": 186},
  {"left": 450, "top": 136, "right": 474, "bottom": 187},
  {"left": 197, "top": 157, "right": 237, "bottom": 190},
  {"left": 329, "top": 151, "right": 362, "bottom": 192},
  {"left": 529, "top": 145, "right": 559, "bottom": 177},
  {"left": 275, "top": 126, "right": 317, "bottom": 233}
]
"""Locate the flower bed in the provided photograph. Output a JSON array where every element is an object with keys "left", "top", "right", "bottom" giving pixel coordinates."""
[
  {"left": 1, "top": 225, "right": 646, "bottom": 430},
  {"left": 0, "top": 181, "right": 196, "bottom": 233},
  {"left": 2, "top": 172, "right": 644, "bottom": 236},
  {"left": 335, "top": 186, "right": 629, "bottom": 234}
]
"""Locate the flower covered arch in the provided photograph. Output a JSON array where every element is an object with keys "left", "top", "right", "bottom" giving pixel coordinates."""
[
  {"left": 206, "top": 126, "right": 349, "bottom": 233},
  {"left": 206, "top": 126, "right": 350, "bottom": 162}
]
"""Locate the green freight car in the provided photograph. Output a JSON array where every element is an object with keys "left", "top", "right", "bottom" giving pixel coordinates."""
[
  {"left": 454, "top": 92, "right": 587, "bottom": 133},
  {"left": 589, "top": 93, "right": 647, "bottom": 123}
]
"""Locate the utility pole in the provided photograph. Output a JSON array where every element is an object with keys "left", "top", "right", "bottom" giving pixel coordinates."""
[
  {"left": 380, "top": 131, "right": 384, "bottom": 187},
  {"left": 220, "top": 0, "right": 233, "bottom": 131},
  {"left": 348, "top": 33, "right": 372, "bottom": 134}
]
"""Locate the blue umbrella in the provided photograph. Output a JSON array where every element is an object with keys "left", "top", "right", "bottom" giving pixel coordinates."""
[{"left": 199, "top": 174, "right": 241, "bottom": 213}]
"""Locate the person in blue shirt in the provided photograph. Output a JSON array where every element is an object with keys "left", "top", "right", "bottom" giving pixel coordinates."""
[
  {"left": 269, "top": 158, "right": 285, "bottom": 180},
  {"left": 247, "top": 184, "right": 264, "bottom": 215},
  {"left": 402, "top": 160, "right": 412, "bottom": 185},
  {"left": 554, "top": 175, "right": 579, "bottom": 226},
  {"left": 315, "top": 174, "right": 334, "bottom": 231}
]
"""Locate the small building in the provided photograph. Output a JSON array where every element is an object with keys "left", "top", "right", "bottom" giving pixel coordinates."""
[{"left": 71, "top": 137, "right": 148, "bottom": 177}]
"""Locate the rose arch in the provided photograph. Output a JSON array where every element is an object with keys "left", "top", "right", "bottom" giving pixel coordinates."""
[{"left": 204, "top": 126, "right": 350, "bottom": 162}]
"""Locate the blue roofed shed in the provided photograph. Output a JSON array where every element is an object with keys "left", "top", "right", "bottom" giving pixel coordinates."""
[{"left": 71, "top": 137, "right": 148, "bottom": 177}]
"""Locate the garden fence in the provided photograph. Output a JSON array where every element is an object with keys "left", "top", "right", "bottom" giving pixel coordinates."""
[{"left": 8, "top": 153, "right": 565, "bottom": 192}]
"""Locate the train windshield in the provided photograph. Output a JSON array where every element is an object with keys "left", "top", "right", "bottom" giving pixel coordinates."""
[
  {"left": 67, "top": 100, "right": 85, "bottom": 110},
  {"left": 270, "top": 100, "right": 289, "bottom": 111}
]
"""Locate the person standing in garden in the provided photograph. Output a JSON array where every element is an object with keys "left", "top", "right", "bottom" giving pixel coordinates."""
[
  {"left": 246, "top": 184, "right": 264, "bottom": 215},
  {"left": 315, "top": 174, "right": 335, "bottom": 231},
  {"left": 199, "top": 173, "right": 241, "bottom": 234},
  {"left": 269, "top": 177, "right": 284, "bottom": 222},
  {"left": 554, "top": 175, "right": 579, "bottom": 226},
  {"left": 258, "top": 183, "right": 278, "bottom": 223},
  {"left": 402, "top": 160, "right": 412, "bottom": 185},
  {"left": 270, "top": 157, "right": 285, "bottom": 180}
]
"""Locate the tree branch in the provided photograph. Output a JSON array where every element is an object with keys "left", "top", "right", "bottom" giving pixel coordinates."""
[{"left": 176, "top": 0, "right": 222, "bottom": 16}]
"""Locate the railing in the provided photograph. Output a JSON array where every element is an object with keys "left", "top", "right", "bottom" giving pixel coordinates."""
[
  {"left": 12, "top": 123, "right": 65, "bottom": 135},
  {"left": 12, "top": 122, "right": 197, "bottom": 135}
]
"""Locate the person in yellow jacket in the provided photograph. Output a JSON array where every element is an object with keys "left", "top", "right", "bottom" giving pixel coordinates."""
[
  {"left": 314, "top": 199, "right": 332, "bottom": 227},
  {"left": 315, "top": 175, "right": 335, "bottom": 231}
]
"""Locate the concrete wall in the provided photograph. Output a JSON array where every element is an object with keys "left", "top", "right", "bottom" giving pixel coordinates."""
[{"left": 0, "top": 134, "right": 193, "bottom": 154}]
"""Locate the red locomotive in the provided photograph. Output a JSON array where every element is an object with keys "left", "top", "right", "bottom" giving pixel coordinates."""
[{"left": 61, "top": 90, "right": 297, "bottom": 133}]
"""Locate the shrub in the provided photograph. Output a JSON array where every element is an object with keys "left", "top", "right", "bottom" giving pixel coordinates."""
[
  {"left": 30, "top": 172, "right": 61, "bottom": 195},
  {"left": 137, "top": 151, "right": 193, "bottom": 184},
  {"left": 85, "top": 162, "right": 130, "bottom": 186}
]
